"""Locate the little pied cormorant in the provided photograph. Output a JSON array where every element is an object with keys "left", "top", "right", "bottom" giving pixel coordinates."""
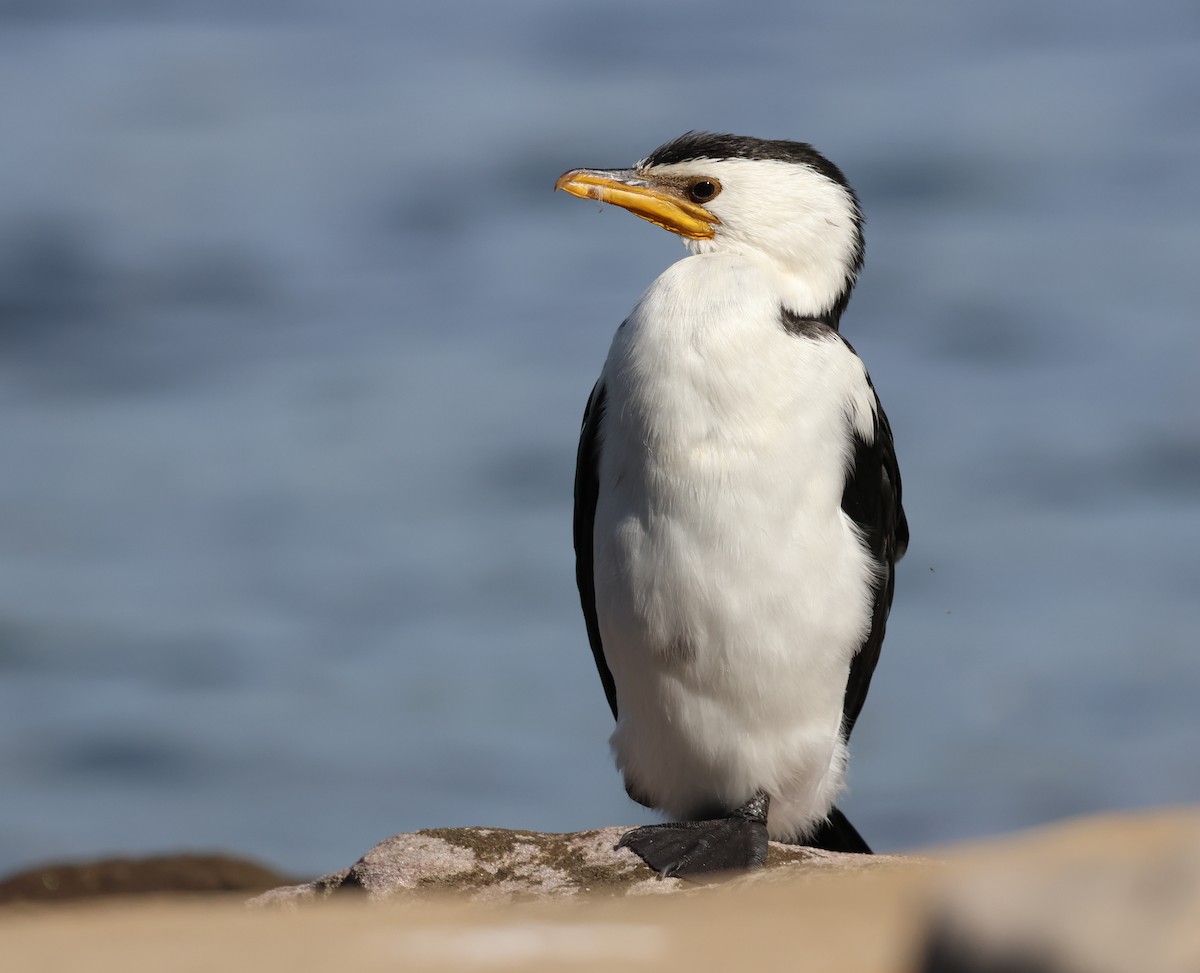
[{"left": 556, "top": 132, "right": 908, "bottom": 878}]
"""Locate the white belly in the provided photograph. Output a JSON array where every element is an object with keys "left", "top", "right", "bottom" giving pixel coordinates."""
[{"left": 592, "top": 252, "right": 879, "bottom": 840}]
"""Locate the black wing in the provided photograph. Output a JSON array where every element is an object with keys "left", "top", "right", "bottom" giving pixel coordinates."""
[
  {"left": 574, "top": 381, "right": 618, "bottom": 719},
  {"left": 839, "top": 379, "right": 908, "bottom": 741}
]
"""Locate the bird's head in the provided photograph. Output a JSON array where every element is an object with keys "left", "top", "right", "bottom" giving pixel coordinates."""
[{"left": 557, "top": 132, "right": 864, "bottom": 326}]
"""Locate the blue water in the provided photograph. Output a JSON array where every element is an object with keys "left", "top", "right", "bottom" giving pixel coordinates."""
[{"left": 1, "top": 1, "right": 1197, "bottom": 877}]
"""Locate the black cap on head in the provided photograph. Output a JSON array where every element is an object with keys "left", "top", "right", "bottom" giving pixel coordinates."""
[{"left": 641, "top": 132, "right": 854, "bottom": 193}]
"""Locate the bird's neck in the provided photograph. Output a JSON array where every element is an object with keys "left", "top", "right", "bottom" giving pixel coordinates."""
[
  {"left": 685, "top": 241, "right": 854, "bottom": 331},
  {"left": 776, "top": 274, "right": 852, "bottom": 332}
]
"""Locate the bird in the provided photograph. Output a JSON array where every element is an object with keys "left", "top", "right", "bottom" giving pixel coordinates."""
[{"left": 556, "top": 132, "right": 908, "bottom": 878}]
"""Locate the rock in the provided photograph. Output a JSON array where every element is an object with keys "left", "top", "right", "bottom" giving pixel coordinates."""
[
  {"left": 4, "top": 810, "right": 1200, "bottom": 973},
  {"left": 0, "top": 853, "right": 297, "bottom": 905},
  {"left": 916, "top": 810, "right": 1200, "bottom": 973},
  {"left": 248, "top": 825, "right": 915, "bottom": 906}
]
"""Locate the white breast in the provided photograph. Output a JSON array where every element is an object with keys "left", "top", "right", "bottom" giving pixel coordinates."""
[{"left": 593, "top": 252, "right": 880, "bottom": 840}]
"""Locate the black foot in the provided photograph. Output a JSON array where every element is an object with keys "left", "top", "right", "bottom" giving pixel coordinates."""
[{"left": 615, "top": 792, "right": 770, "bottom": 879}]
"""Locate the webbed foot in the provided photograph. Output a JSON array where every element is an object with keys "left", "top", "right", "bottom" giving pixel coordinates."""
[{"left": 615, "top": 792, "right": 770, "bottom": 879}]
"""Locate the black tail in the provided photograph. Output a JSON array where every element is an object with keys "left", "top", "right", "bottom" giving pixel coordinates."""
[{"left": 802, "top": 806, "right": 873, "bottom": 854}]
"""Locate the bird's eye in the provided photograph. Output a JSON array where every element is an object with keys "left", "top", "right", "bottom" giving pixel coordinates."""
[{"left": 687, "top": 179, "right": 719, "bottom": 203}]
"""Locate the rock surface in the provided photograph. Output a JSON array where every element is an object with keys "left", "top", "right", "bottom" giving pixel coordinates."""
[
  {"left": 915, "top": 809, "right": 1200, "bottom": 973},
  {"left": 249, "top": 825, "right": 914, "bottom": 905},
  {"left": 0, "top": 853, "right": 295, "bottom": 905},
  {"left": 4, "top": 810, "right": 1200, "bottom": 973}
]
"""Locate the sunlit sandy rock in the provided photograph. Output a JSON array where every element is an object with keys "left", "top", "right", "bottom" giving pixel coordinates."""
[
  {"left": 248, "top": 825, "right": 914, "bottom": 905},
  {"left": 0, "top": 853, "right": 293, "bottom": 905},
  {"left": 915, "top": 811, "right": 1200, "bottom": 973}
]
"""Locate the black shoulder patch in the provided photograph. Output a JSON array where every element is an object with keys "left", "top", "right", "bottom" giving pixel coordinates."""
[{"left": 780, "top": 307, "right": 836, "bottom": 337}]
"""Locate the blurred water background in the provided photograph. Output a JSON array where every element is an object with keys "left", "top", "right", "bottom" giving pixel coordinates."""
[{"left": 0, "top": 0, "right": 1197, "bottom": 878}]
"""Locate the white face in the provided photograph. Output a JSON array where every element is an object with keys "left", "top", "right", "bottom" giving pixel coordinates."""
[
  {"left": 638, "top": 156, "right": 863, "bottom": 320},
  {"left": 557, "top": 136, "right": 865, "bottom": 322}
]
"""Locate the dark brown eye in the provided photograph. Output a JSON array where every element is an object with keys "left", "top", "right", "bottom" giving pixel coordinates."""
[{"left": 688, "top": 179, "right": 719, "bottom": 203}]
